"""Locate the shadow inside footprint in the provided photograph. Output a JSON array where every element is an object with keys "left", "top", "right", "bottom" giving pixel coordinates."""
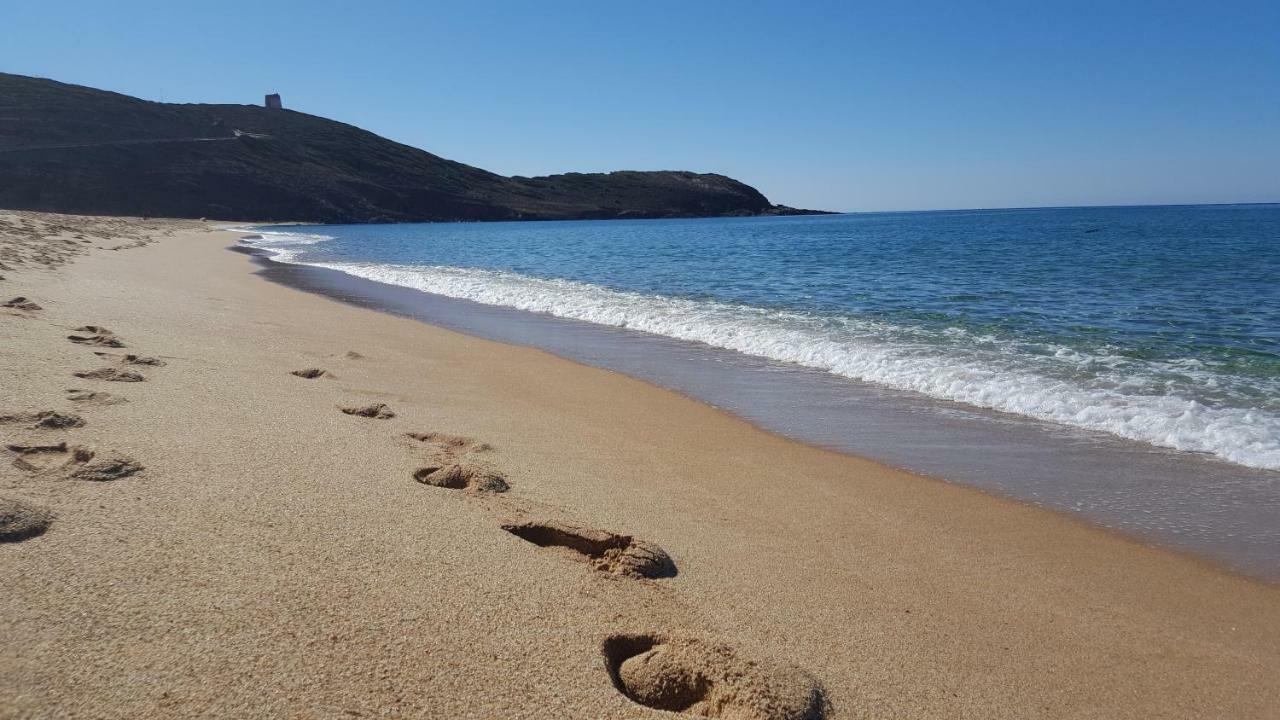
[
  {"left": 70, "top": 457, "right": 143, "bottom": 482},
  {"left": 414, "top": 463, "right": 508, "bottom": 492},
  {"left": 68, "top": 326, "right": 124, "bottom": 348},
  {"left": 502, "top": 520, "right": 676, "bottom": 579},
  {"left": 7, "top": 442, "right": 94, "bottom": 472},
  {"left": 339, "top": 403, "right": 394, "bottom": 419},
  {"left": 73, "top": 368, "right": 145, "bottom": 382},
  {"left": 602, "top": 634, "right": 826, "bottom": 720},
  {"left": 0, "top": 411, "right": 86, "bottom": 429},
  {"left": 0, "top": 498, "right": 53, "bottom": 542},
  {"left": 95, "top": 352, "right": 165, "bottom": 366},
  {"left": 3, "top": 296, "right": 41, "bottom": 311},
  {"left": 290, "top": 368, "right": 328, "bottom": 379},
  {"left": 406, "top": 431, "right": 491, "bottom": 453},
  {"left": 65, "top": 389, "right": 127, "bottom": 405}
]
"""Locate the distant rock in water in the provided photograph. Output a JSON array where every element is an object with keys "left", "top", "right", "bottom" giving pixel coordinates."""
[{"left": 0, "top": 73, "right": 830, "bottom": 223}]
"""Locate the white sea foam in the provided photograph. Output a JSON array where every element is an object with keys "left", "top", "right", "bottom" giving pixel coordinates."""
[
  {"left": 232, "top": 227, "right": 335, "bottom": 262},
  {"left": 248, "top": 230, "right": 1280, "bottom": 472}
]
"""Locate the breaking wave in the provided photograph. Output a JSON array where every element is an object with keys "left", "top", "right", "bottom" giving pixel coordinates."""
[{"left": 237, "top": 229, "right": 1280, "bottom": 471}]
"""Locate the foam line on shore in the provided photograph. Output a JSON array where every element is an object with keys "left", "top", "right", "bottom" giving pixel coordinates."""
[{"left": 236, "top": 230, "right": 1280, "bottom": 472}]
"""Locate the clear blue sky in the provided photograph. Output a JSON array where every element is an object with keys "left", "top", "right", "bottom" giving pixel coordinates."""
[{"left": 4, "top": 1, "right": 1278, "bottom": 211}]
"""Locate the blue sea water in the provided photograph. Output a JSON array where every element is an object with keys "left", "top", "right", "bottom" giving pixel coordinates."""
[{"left": 241, "top": 204, "right": 1280, "bottom": 472}]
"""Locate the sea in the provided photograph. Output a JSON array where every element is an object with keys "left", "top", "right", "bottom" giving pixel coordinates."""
[{"left": 237, "top": 204, "right": 1280, "bottom": 578}]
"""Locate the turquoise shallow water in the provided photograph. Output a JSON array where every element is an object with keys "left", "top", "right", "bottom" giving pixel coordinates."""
[{"left": 244, "top": 204, "right": 1280, "bottom": 471}]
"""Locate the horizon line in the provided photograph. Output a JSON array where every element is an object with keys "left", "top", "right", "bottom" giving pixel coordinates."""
[{"left": 830, "top": 200, "right": 1280, "bottom": 215}]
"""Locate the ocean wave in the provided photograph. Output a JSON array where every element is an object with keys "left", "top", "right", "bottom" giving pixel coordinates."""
[
  {"left": 232, "top": 227, "right": 335, "bottom": 262},
  {"left": 247, "top": 231, "right": 1280, "bottom": 471}
]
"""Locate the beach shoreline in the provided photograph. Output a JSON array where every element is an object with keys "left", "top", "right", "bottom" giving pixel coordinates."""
[
  {"left": 234, "top": 233, "right": 1280, "bottom": 582},
  {"left": 2, "top": 210, "right": 1278, "bottom": 718}
]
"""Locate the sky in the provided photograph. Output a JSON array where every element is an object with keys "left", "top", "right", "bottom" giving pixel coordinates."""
[{"left": 4, "top": 1, "right": 1278, "bottom": 212}]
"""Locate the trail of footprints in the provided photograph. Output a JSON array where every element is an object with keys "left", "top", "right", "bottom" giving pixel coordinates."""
[
  {"left": 0, "top": 252, "right": 829, "bottom": 713},
  {"left": 2, "top": 322, "right": 156, "bottom": 545},
  {"left": 310, "top": 361, "right": 827, "bottom": 719},
  {"left": 2, "top": 315, "right": 825, "bottom": 717}
]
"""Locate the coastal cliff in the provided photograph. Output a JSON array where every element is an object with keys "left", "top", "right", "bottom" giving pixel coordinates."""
[{"left": 0, "top": 73, "right": 826, "bottom": 223}]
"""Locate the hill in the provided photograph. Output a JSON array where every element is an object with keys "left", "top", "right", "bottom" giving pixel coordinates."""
[{"left": 0, "top": 73, "right": 825, "bottom": 223}]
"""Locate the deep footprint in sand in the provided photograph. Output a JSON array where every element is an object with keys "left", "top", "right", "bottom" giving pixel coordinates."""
[
  {"left": 94, "top": 351, "right": 165, "bottom": 366},
  {"left": 65, "top": 388, "right": 127, "bottom": 405},
  {"left": 406, "top": 431, "right": 492, "bottom": 454},
  {"left": 290, "top": 368, "right": 329, "bottom": 379},
  {"left": 6, "top": 442, "right": 94, "bottom": 472},
  {"left": 67, "top": 326, "right": 124, "bottom": 348},
  {"left": 414, "top": 463, "right": 509, "bottom": 492},
  {"left": 70, "top": 457, "right": 143, "bottom": 482},
  {"left": 502, "top": 520, "right": 676, "bottom": 579},
  {"left": 3, "top": 296, "right": 41, "bottom": 311},
  {"left": 602, "top": 634, "right": 826, "bottom": 720},
  {"left": 0, "top": 498, "right": 53, "bottom": 542},
  {"left": 0, "top": 410, "right": 86, "bottom": 429},
  {"left": 73, "top": 368, "right": 145, "bottom": 382},
  {"left": 339, "top": 403, "right": 394, "bottom": 419}
]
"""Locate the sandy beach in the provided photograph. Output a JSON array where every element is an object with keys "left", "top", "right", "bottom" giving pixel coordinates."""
[{"left": 1, "top": 210, "right": 1278, "bottom": 719}]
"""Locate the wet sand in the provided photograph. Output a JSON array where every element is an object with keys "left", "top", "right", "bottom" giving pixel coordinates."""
[
  {"left": 1, "top": 210, "right": 1278, "bottom": 719},
  {"left": 243, "top": 249, "right": 1280, "bottom": 581}
]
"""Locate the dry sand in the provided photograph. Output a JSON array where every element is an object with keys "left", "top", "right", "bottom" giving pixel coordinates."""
[{"left": 1, "top": 210, "right": 1277, "bottom": 719}]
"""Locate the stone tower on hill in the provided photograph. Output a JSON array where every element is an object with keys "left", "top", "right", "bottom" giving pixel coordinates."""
[{"left": 264, "top": 93, "right": 282, "bottom": 110}]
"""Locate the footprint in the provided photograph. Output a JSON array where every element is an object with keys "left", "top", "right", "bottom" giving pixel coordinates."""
[
  {"left": 0, "top": 410, "right": 86, "bottom": 429},
  {"left": 0, "top": 497, "right": 53, "bottom": 542},
  {"left": 3, "top": 296, "right": 41, "bottom": 311},
  {"left": 602, "top": 634, "right": 826, "bottom": 720},
  {"left": 502, "top": 520, "right": 676, "bottom": 579},
  {"left": 339, "top": 403, "right": 394, "bottom": 419},
  {"left": 6, "top": 442, "right": 94, "bottom": 472},
  {"left": 94, "top": 352, "right": 165, "bottom": 367},
  {"left": 406, "top": 431, "right": 491, "bottom": 454},
  {"left": 70, "top": 457, "right": 143, "bottom": 482},
  {"left": 290, "top": 368, "right": 329, "bottom": 379},
  {"left": 65, "top": 388, "right": 127, "bottom": 406},
  {"left": 414, "top": 463, "right": 509, "bottom": 492},
  {"left": 67, "top": 326, "right": 124, "bottom": 348},
  {"left": 73, "top": 368, "right": 146, "bottom": 382},
  {"left": 344, "top": 351, "right": 365, "bottom": 360}
]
